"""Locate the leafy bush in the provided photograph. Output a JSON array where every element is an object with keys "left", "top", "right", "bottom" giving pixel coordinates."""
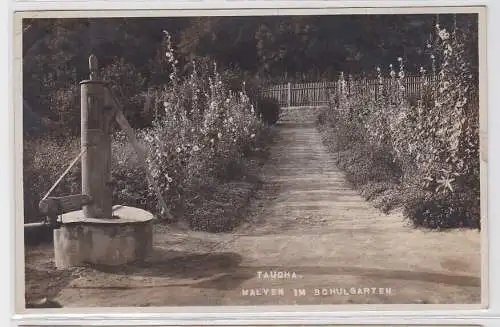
[
  {"left": 403, "top": 191, "right": 480, "bottom": 229},
  {"left": 254, "top": 97, "right": 281, "bottom": 125},
  {"left": 23, "top": 136, "right": 81, "bottom": 223},
  {"left": 101, "top": 58, "right": 150, "bottom": 128},
  {"left": 110, "top": 131, "right": 153, "bottom": 211},
  {"left": 142, "top": 31, "right": 268, "bottom": 229}
]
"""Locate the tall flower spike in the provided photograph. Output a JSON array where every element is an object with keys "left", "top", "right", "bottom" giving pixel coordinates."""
[
  {"left": 376, "top": 66, "right": 383, "bottom": 99},
  {"left": 430, "top": 54, "right": 436, "bottom": 77},
  {"left": 192, "top": 60, "right": 197, "bottom": 74},
  {"left": 389, "top": 64, "right": 396, "bottom": 78},
  {"left": 398, "top": 57, "right": 405, "bottom": 79}
]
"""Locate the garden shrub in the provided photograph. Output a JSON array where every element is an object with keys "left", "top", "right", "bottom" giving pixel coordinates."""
[
  {"left": 101, "top": 58, "right": 150, "bottom": 128},
  {"left": 403, "top": 190, "right": 480, "bottom": 229},
  {"left": 23, "top": 136, "right": 80, "bottom": 223},
  {"left": 141, "top": 31, "right": 269, "bottom": 229},
  {"left": 254, "top": 96, "right": 281, "bottom": 125},
  {"left": 110, "top": 130, "right": 153, "bottom": 211}
]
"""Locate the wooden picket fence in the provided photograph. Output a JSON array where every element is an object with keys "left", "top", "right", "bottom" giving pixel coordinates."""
[{"left": 261, "top": 76, "right": 440, "bottom": 107}]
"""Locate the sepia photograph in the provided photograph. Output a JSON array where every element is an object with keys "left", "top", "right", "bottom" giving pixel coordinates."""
[{"left": 16, "top": 6, "right": 486, "bottom": 311}]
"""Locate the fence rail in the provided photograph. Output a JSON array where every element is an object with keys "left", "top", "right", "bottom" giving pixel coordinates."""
[{"left": 261, "top": 76, "right": 440, "bottom": 107}]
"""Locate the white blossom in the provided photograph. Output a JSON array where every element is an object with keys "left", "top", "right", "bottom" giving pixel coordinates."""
[{"left": 438, "top": 29, "right": 450, "bottom": 40}]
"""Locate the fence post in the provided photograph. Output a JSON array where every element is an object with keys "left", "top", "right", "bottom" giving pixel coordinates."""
[
  {"left": 80, "top": 54, "right": 113, "bottom": 219},
  {"left": 287, "top": 82, "right": 291, "bottom": 107}
]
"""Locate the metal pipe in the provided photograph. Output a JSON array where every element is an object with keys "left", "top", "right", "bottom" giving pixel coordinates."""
[
  {"left": 24, "top": 221, "right": 48, "bottom": 229},
  {"left": 24, "top": 221, "right": 54, "bottom": 246}
]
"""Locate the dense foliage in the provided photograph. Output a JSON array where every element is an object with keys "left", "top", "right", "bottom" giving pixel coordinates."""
[
  {"left": 318, "top": 21, "right": 480, "bottom": 229},
  {"left": 254, "top": 97, "right": 281, "bottom": 125},
  {"left": 141, "top": 32, "right": 268, "bottom": 224}
]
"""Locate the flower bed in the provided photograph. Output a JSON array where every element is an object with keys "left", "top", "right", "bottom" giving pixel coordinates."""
[{"left": 318, "top": 23, "right": 480, "bottom": 229}]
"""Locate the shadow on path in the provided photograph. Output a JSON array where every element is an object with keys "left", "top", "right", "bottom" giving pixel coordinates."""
[{"left": 81, "top": 246, "right": 479, "bottom": 291}]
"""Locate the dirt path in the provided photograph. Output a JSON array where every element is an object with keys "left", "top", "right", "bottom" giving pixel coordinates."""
[{"left": 29, "top": 106, "right": 481, "bottom": 307}]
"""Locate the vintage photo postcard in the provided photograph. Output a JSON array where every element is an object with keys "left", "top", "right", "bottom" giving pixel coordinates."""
[{"left": 14, "top": 5, "right": 487, "bottom": 314}]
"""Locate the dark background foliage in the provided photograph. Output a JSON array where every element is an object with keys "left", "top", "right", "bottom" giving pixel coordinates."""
[{"left": 22, "top": 14, "right": 478, "bottom": 136}]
